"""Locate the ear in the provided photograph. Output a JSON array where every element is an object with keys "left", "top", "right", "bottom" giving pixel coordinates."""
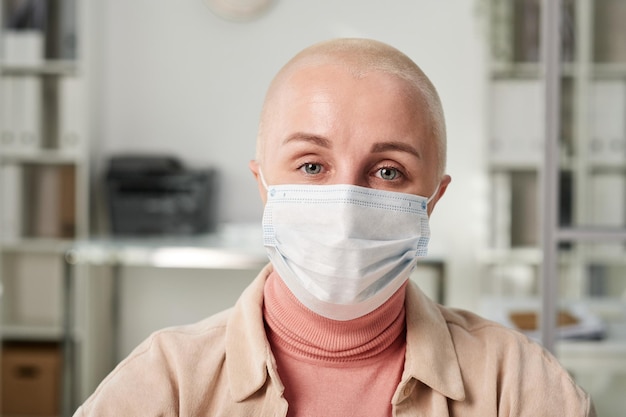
[
  {"left": 249, "top": 160, "right": 267, "bottom": 204},
  {"left": 427, "top": 174, "right": 451, "bottom": 216}
]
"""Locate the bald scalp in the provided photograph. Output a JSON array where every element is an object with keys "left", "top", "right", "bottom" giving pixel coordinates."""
[{"left": 256, "top": 38, "right": 447, "bottom": 178}]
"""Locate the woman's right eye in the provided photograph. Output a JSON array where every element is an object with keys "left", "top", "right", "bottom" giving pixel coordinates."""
[{"left": 299, "top": 163, "right": 323, "bottom": 175}]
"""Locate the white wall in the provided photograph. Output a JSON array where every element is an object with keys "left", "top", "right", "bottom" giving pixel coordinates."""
[{"left": 89, "top": 0, "right": 488, "bottom": 314}]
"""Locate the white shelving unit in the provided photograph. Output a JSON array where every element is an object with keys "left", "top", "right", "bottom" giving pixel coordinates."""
[
  {"left": 483, "top": 0, "right": 626, "bottom": 415},
  {"left": 484, "top": 0, "right": 626, "bottom": 296},
  {"left": 0, "top": 0, "right": 89, "bottom": 415}
]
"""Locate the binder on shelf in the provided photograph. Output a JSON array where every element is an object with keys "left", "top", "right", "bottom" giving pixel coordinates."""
[
  {"left": 588, "top": 173, "right": 625, "bottom": 229},
  {"left": 0, "top": 77, "right": 18, "bottom": 152},
  {"left": 2, "top": 30, "right": 44, "bottom": 65},
  {"left": 2, "top": 30, "right": 43, "bottom": 153},
  {"left": 490, "top": 80, "right": 544, "bottom": 166},
  {"left": 31, "top": 165, "right": 75, "bottom": 239},
  {"left": 594, "top": 0, "right": 626, "bottom": 63},
  {"left": 59, "top": 165, "right": 76, "bottom": 237},
  {"left": 15, "top": 76, "right": 43, "bottom": 152},
  {"left": 560, "top": 0, "right": 576, "bottom": 63},
  {"left": 510, "top": 0, "right": 575, "bottom": 63},
  {"left": 10, "top": 253, "right": 63, "bottom": 327},
  {"left": 0, "top": 164, "right": 24, "bottom": 242},
  {"left": 3, "top": 0, "right": 78, "bottom": 62},
  {"left": 32, "top": 165, "right": 60, "bottom": 238},
  {"left": 491, "top": 172, "right": 512, "bottom": 249},
  {"left": 489, "top": 0, "right": 514, "bottom": 63},
  {"left": 58, "top": 77, "right": 84, "bottom": 153},
  {"left": 559, "top": 79, "right": 575, "bottom": 158},
  {"left": 589, "top": 80, "right": 626, "bottom": 165},
  {"left": 58, "top": 0, "right": 78, "bottom": 60},
  {"left": 513, "top": 0, "right": 540, "bottom": 62},
  {"left": 2, "top": 0, "right": 46, "bottom": 62},
  {"left": 510, "top": 171, "right": 539, "bottom": 247}
]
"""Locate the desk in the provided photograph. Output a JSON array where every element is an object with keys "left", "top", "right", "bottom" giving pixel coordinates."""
[
  {"left": 65, "top": 223, "right": 268, "bottom": 270},
  {"left": 557, "top": 307, "right": 626, "bottom": 417},
  {"left": 61, "top": 223, "right": 446, "bottom": 415},
  {"left": 556, "top": 299, "right": 626, "bottom": 373}
]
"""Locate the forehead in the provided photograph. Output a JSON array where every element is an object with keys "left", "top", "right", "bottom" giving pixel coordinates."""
[
  {"left": 267, "top": 62, "right": 427, "bottom": 132},
  {"left": 260, "top": 65, "right": 434, "bottom": 166}
]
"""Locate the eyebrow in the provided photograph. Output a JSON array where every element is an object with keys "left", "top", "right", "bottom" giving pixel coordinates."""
[
  {"left": 282, "top": 133, "right": 332, "bottom": 149},
  {"left": 281, "top": 134, "right": 421, "bottom": 159},
  {"left": 370, "top": 141, "right": 421, "bottom": 159}
]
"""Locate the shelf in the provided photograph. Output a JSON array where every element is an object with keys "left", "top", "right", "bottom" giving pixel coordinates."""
[
  {"left": 66, "top": 223, "right": 269, "bottom": 270},
  {"left": 557, "top": 227, "right": 626, "bottom": 244},
  {"left": 488, "top": 156, "right": 574, "bottom": 171},
  {"left": 0, "top": 1, "right": 92, "bottom": 414},
  {"left": 0, "top": 60, "right": 79, "bottom": 77},
  {"left": 0, "top": 238, "right": 75, "bottom": 255},
  {"left": 0, "top": 149, "right": 85, "bottom": 165},
  {"left": 588, "top": 161, "right": 626, "bottom": 173},
  {"left": 478, "top": 247, "right": 543, "bottom": 265},
  {"left": 490, "top": 61, "right": 577, "bottom": 79},
  {"left": 479, "top": 246, "right": 626, "bottom": 266},
  {"left": 490, "top": 61, "right": 626, "bottom": 80},
  {"left": 1, "top": 324, "right": 64, "bottom": 342},
  {"left": 489, "top": 158, "right": 626, "bottom": 173},
  {"left": 488, "top": 160, "right": 542, "bottom": 171},
  {"left": 592, "top": 63, "right": 626, "bottom": 79}
]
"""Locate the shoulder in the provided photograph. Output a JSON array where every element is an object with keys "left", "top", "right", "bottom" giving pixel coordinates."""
[
  {"left": 147, "top": 307, "right": 233, "bottom": 350},
  {"left": 76, "top": 308, "right": 235, "bottom": 415},
  {"left": 120, "top": 307, "right": 234, "bottom": 376},
  {"left": 439, "top": 304, "right": 522, "bottom": 343},
  {"left": 438, "top": 304, "right": 560, "bottom": 370},
  {"left": 437, "top": 305, "right": 594, "bottom": 415}
]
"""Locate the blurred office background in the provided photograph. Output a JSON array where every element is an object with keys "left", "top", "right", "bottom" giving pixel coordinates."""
[{"left": 0, "top": 0, "right": 625, "bottom": 416}]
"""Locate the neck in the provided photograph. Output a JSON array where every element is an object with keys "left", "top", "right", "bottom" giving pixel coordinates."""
[{"left": 263, "top": 271, "right": 407, "bottom": 363}]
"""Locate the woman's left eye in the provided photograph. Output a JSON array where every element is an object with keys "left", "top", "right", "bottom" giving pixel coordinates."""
[
  {"left": 300, "top": 163, "right": 323, "bottom": 175},
  {"left": 377, "top": 167, "right": 400, "bottom": 181}
]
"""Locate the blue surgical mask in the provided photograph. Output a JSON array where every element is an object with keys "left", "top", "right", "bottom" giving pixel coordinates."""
[{"left": 261, "top": 174, "right": 437, "bottom": 321}]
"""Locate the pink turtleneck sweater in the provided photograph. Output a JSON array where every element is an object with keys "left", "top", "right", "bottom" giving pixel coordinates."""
[{"left": 263, "top": 271, "right": 407, "bottom": 417}]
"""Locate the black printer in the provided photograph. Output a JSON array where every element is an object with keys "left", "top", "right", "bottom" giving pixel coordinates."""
[{"left": 106, "top": 155, "right": 218, "bottom": 236}]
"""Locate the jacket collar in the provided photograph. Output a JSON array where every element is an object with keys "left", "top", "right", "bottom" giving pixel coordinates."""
[
  {"left": 226, "top": 265, "right": 465, "bottom": 402},
  {"left": 400, "top": 280, "right": 466, "bottom": 401},
  {"left": 225, "top": 264, "right": 282, "bottom": 402}
]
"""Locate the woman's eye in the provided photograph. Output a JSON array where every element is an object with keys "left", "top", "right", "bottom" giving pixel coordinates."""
[
  {"left": 378, "top": 167, "right": 399, "bottom": 181},
  {"left": 300, "top": 163, "right": 322, "bottom": 175}
]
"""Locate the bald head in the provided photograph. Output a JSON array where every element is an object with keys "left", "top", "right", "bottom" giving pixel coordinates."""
[{"left": 256, "top": 38, "right": 447, "bottom": 178}]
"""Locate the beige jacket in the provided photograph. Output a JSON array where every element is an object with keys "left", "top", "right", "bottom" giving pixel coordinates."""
[{"left": 74, "top": 264, "right": 596, "bottom": 416}]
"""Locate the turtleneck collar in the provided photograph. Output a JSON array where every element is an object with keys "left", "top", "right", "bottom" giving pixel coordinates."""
[{"left": 263, "top": 271, "right": 407, "bottom": 364}]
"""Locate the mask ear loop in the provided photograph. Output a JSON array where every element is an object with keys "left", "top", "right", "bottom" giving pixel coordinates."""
[
  {"left": 425, "top": 184, "right": 440, "bottom": 204},
  {"left": 258, "top": 168, "right": 269, "bottom": 190}
]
